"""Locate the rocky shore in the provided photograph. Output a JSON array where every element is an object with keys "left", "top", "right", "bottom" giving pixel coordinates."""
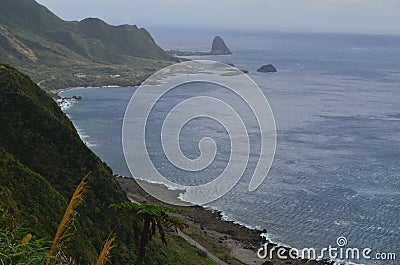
[{"left": 116, "top": 177, "right": 335, "bottom": 265}]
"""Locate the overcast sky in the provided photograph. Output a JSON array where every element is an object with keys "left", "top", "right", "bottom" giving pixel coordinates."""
[{"left": 37, "top": 0, "right": 400, "bottom": 34}]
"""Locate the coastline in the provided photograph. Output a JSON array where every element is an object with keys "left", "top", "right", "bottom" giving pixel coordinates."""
[
  {"left": 53, "top": 85, "right": 130, "bottom": 111},
  {"left": 55, "top": 85, "right": 358, "bottom": 265},
  {"left": 56, "top": 85, "right": 340, "bottom": 265},
  {"left": 49, "top": 84, "right": 127, "bottom": 99},
  {"left": 116, "top": 176, "right": 336, "bottom": 265}
]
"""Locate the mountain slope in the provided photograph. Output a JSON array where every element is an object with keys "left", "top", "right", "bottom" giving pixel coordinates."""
[
  {"left": 0, "top": 0, "right": 171, "bottom": 61},
  {"left": 0, "top": 65, "right": 222, "bottom": 265},
  {"left": 0, "top": 0, "right": 65, "bottom": 32},
  {"left": 0, "top": 147, "right": 66, "bottom": 239},
  {"left": 0, "top": 0, "right": 175, "bottom": 92},
  {"left": 0, "top": 64, "right": 134, "bottom": 263}
]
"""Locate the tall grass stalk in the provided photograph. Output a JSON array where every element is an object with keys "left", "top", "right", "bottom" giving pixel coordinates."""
[
  {"left": 96, "top": 233, "right": 116, "bottom": 265},
  {"left": 45, "top": 173, "right": 89, "bottom": 265}
]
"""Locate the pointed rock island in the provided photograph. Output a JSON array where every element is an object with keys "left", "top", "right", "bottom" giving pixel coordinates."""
[
  {"left": 210, "top": 36, "right": 232, "bottom": 55},
  {"left": 168, "top": 36, "right": 233, "bottom": 56}
]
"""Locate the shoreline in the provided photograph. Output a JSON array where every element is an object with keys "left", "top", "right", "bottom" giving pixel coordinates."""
[
  {"left": 54, "top": 85, "right": 132, "bottom": 111},
  {"left": 57, "top": 85, "right": 352, "bottom": 265},
  {"left": 116, "top": 176, "right": 336, "bottom": 265},
  {"left": 49, "top": 84, "right": 128, "bottom": 99}
]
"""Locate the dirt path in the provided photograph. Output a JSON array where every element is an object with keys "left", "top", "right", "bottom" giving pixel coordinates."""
[
  {"left": 177, "top": 230, "right": 228, "bottom": 265},
  {"left": 127, "top": 195, "right": 228, "bottom": 265}
]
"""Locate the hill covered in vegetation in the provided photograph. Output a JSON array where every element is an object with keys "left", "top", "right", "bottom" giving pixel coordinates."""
[
  {"left": 0, "top": 0, "right": 176, "bottom": 92},
  {"left": 0, "top": 63, "right": 134, "bottom": 263},
  {"left": 0, "top": 64, "right": 219, "bottom": 264}
]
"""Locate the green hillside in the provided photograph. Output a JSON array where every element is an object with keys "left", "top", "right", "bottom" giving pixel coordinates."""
[
  {"left": 0, "top": 0, "right": 176, "bottom": 92},
  {"left": 0, "top": 64, "right": 133, "bottom": 263},
  {"left": 0, "top": 65, "right": 220, "bottom": 264},
  {"left": 0, "top": 147, "right": 66, "bottom": 239}
]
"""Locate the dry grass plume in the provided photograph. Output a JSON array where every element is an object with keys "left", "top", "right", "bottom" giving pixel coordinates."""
[
  {"left": 96, "top": 233, "right": 116, "bottom": 265},
  {"left": 46, "top": 173, "right": 90, "bottom": 265}
]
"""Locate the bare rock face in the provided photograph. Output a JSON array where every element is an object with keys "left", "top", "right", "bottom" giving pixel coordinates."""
[
  {"left": 210, "top": 36, "right": 232, "bottom": 55},
  {"left": 257, "top": 64, "right": 277, "bottom": 73}
]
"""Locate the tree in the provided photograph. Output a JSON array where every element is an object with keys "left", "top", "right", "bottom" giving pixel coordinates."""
[{"left": 110, "top": 202, "right": 188, "bottom": 263}]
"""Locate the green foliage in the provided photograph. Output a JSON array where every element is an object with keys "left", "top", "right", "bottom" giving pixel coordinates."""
[
  {"left": 0, "top": 148, "right": 66, "bottom": 239},
  {"left": 0, "top": 65, "right": 223, "bottom": 264},
  {"left": 0, "top": 228, "right": 49, "bottom": 264},
  {"left": 184, "top": 228, "right": 243, "bottom": 265},
  {"left": 0, "top": 64, "right": 134, "bottom": 264},
  {"left": 0, "top": 209, "right": 49, "bottom": 264},
  {"left": 0, "top": 0, "right": 65, "bottom": 33},
  {"left": 145, "top": 233, "right": 218, "bottom": 265},
  {"left": 111, "top": 202, "right": 188, "bottom": 263},
  {"left": 0, "top": 0, "right": 172, "bottom": 62}
]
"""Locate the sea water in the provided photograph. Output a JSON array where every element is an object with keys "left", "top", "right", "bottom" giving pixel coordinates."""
[{"left": 60, "top": 30, "right": 400, "bottom": 264}]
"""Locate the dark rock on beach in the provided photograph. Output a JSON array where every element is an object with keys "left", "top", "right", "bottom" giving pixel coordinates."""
[
  {"left": 71, "top": 95, "right": 82, "bottom": 100},
  {"left": 257, "top": 64, "right": 277, "bottom": 73}
]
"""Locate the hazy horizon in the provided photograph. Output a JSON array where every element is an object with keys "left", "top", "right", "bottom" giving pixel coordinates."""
[{"left": 36, "top": 0, "right": 400, "bottom": 36}]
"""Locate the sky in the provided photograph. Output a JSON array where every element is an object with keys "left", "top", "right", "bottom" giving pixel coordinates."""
[{"left": 36, "top": 0, "right": 400, "bottom": 35}]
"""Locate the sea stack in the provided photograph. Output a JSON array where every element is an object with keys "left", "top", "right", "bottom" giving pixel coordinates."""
[{"left": 210, "top": 36, "right": 232, "bottom": 55}]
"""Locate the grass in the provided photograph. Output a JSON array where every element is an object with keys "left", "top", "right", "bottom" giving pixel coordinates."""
[
  {"left": 0, "top": 221, "right": 230, "bottom": 265},
  {"left": 146, "top": 232, "right": 219, "bottom": 265},
  {"left": 46, "top": 174, "right": 89, "bottom": 265},
  {"left": 0, "top": 168, "right": 223, "bottom": 265},
  {"left": 0, "top": 64, "right": 234, "bottom": 264},
  {"left": 96, "top": 233, "right": 116, "bottom": 265},
  {"left": 183, "top": 226, "right": 242, "bottom": 265},
  {"left": 0, "top": 228, "right": 49, "bottom": 264}
]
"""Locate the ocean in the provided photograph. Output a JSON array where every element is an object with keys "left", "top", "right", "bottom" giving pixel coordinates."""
[{"left": 60, "top": 30, "right": 400, "bottom": 264}]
